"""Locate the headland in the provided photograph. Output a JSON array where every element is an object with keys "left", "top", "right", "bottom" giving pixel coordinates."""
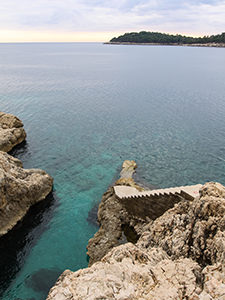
[
  {"left": 0, "top": 112, "right": 53, "bottom": 237},
  {"left": 47, "top": 161, "right": 225, "bottom": 300},
  {"left": 105, "top": 31, "right": 225, "bottom": 48}
]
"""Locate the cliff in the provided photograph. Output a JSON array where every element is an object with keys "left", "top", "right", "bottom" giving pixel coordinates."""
[
  {"left": 0, "top": 151, "right": 53, "bottom": 236},
  {"left": 0, "top": 112, "right": 53, "bottom": 236},
  {"left": 46, "top": 162, "right": 225, "bottom": 300},
  {"left": 47, "top": 243, "right": 224, "bottom": 300},
  {"left": 0, "top": 112, "right": 26, "bottom": 152}
]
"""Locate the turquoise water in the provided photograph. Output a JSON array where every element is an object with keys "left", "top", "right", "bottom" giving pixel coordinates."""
[{"left": 0, "top": 43, "right": 225, "bottom": 299}]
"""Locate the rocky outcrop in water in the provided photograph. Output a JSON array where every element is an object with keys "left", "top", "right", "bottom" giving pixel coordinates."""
[
  {"left": 47, "top": 242, "right": 224, "bottom": 300},
  {"left": 0, "top": 112, "right": 26, "bottom": 152},
  {"left": 47, "top": 174, "right": 225, "bottom": 299},
  {"left": 138, "top": 182, "right": 225, "bottom": 267},
  {"left": 87, "top": 187, "right": 131, "bottom": 265},
  {"left": 87, "top": 160, "right": 146, "bottom": 266},
  {"left": 0, "top": 151, "right": 53, "bottom": 236},
  {"left": 87, "top": 160, "right": 194, "bottom": 266},
  {"left": 115, "top": 160, "right": 143, "bottom": 190}
]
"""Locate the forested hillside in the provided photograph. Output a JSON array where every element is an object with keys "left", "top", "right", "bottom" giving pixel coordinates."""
[{"left": 110, "top": 31, "right": 225, "bottom": 44}]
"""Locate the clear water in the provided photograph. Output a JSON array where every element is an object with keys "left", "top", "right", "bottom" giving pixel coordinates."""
[{"left": 0, "top": 43, "right": 225, "bottom": 300}]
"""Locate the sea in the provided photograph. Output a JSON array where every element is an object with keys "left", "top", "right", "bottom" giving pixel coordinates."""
[{"left": 0, "top": 42, "right": 225, "bottom": 300}]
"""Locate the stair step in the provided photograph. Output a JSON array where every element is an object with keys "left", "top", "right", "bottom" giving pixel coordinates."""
[{"left": 114, "top": 184, "right": 202, "bottom": 199}]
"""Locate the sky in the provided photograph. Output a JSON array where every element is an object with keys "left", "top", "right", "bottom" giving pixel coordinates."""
[{"left": 0, "top": 0, "right": 224, "bottom": 42}]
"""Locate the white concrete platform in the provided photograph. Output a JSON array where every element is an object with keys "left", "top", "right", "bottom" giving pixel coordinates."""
[{"left": 114, "top": 184, "right": 202, "bottom": 199}]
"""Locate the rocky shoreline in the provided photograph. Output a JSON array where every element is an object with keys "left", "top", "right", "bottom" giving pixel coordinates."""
[
  {"left": 105, "top": 42, "right": 225, "bottom": 48},
  {"left": 47, "top": 161, "right": 225, "bottom": 300},
  {"left": 0, "top": 112, "right": 26, "bottom": 152},
  {"left": 0, "top": 112, "right": 53, "bottom": 237},
  {"left": 1, "top": 111, "right": 224, "bottom": 299}
]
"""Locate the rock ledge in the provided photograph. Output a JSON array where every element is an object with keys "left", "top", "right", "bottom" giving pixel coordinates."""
[
  {"left": 0, "top": 151, "right": 53, "bottom": 236},
  {"left": 0, "top": 112, "right": 26, "bottom": 152},
  {"left": 47, "top": 162, "right": 225, "bottom": 300}
]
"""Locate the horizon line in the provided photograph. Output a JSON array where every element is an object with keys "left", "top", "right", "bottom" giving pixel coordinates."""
[{"left": 0, "top": 29, "right": 221, "bottom": 43}]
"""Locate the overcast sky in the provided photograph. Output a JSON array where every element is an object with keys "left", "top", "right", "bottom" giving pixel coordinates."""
[{"left": 0, "top": 0, "right": 225, "bottom": 41}]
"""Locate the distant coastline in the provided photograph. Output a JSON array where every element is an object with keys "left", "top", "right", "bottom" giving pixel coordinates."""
[
  {"left": 106, "top": 31, "right": 225, "bottom": 48},
  {"left": 104, "top": 42, "right": 225, "bottom": 48}
]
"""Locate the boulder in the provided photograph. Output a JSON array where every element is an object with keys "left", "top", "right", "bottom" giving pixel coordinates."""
[
  {"left": 46, "top": 243, "right": 204, "bottom": 300},
  {"left": 115, "top": 160, "right": 143, "bottom": 190},
  {"left": 138, "top": 181, "right": 225, "bottom": 266},
  {"left": 0, "top": 112, "right": 26, "bottom": 152},
  {"left": 0, "top": 151, "right": 53, "bottom": 236}
]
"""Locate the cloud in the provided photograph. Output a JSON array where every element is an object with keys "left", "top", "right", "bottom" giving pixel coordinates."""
[{"left": 0, "top": 0, "right": 224, "bottom": 40}]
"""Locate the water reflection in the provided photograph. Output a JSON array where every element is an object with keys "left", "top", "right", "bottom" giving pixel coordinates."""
[{"left": 0, "top": 192, "right": 58, "bottom": 297}]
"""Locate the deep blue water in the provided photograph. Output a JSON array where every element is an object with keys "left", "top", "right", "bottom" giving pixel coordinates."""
[{"left": 0, "top": 43, "right": 225, "bottom": 300}]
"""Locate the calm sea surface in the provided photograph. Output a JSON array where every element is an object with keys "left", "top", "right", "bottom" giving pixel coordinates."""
[{"left": 0, "top": 43, "right": 225, "bottom": 299}]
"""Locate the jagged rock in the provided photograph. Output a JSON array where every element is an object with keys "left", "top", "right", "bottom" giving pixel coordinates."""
[
  {"left": 47, "top": 243, "right": 204, "bottom": 300},
  {"left": 47, "top": 248, "right": 225, "bottom": 300},
  {"left": 87, "top": 160, "right": 148, "bottom": 266},
  {"left": 0, "top": 151, "right": 53, "bottom": 236},
  {"left": 200, "top": 263, "right": 225, "bottom": 299},
  {"left": 87, "top": 187, "right": 129, "bottom": 265},
  {"left": 115, "top": 160, "right": 143, "bottom": 191},
  {"left": 87, "top": 186, "right": 147, "bottom": 266},
  {"left": 200, "top": 181, "right": 225, "bottom": 198},
  {"left": 138, "top": 182, "right": 225, "bottom": 266},
  {"left": 47, "top": 180, "right": 225, "bottom": 300},
  {"left": 87, "top": 160, "right": 187, "bottom": 266},
  {"left": 0, "top": 112, "right": 26, "bottom": 152}
]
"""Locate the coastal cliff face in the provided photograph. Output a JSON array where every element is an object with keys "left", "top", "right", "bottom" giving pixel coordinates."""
[
  {"left": 0, "top": 112, "right": 54, "bottom": 236},
  {"left": 0, "top": 112, "right": 26, "bottom": 152},
  {"left": 0, "top": 151, "right": 53, "bottom": 236},
  {"left": 47, "top": 180, "right": 225, "bottom": 300},
  {"left": 47, "top": 245, "right": 224, "bottom": 300},
  {"left": 87, "top": 160, "right": 146, "bottom": 266},
  {"left": 46, "top": 160, "right": 225, "bottom": 300},
  {"left": 138, "top": 182, "right": 225, "bottom": 267}
]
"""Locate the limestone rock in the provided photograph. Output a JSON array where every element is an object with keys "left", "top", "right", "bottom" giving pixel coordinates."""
[
  {"left": 87, "top": 161, "right": 194, "bottom": 266},
  {"left": 47, "top": 181, "right": 225, "bottom": 300},
  {"left": 115, "top": 160, "right": 143, "bottom": 191},
  {"left": 199, "top": 181, "right": 225, "bottom": 199},
  {"left": 119, "top": 160, "right": 137, "bottom": 179},
  {"left": 138, "top": 182, "right": 225, "bottom": 267},
  {"left": 0, "top": 112, "right": 26, "bottom": 152},
  {"left": 0, "top": 151, "right": 53, "bottom": 236},
  {"left": 87, "top": 187, "right": 129, "bottom": 265},
  {"left": 87, "top": 161, "right": 146, "bottom": 266},
  {"left": 199, "top": 264, "right": 225, "bottom": 300},
  {"left": 47, "top": 243, "right": 203, "bottom": 300}
]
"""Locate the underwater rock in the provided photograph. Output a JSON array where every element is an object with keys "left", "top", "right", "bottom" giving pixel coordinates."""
[
  {"left": 0, "top": 112, "right": 26, "bottom": 152},
  {"left": 87, "top": 201, "right": 99, "bottom": 227},
  {"left": 0, "top": 151, "right": 53, "bottom": 236},
  {"left": 25, "top": 268, "right": 62, "bottom": 294}
]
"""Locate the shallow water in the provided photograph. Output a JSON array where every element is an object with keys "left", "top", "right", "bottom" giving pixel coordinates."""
[{"left": 0, "top": 43, "right": 225, "bottom": 299}]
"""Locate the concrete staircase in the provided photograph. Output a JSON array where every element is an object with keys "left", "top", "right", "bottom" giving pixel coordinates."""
[{"left": 114, "top": 184, "right": 202, "bottom": 200}]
